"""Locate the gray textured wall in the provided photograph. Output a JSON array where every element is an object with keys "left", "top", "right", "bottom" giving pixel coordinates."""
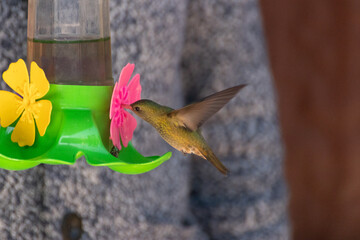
[{"left": 0, "top": 0, "right": 289, "bottom": 239}]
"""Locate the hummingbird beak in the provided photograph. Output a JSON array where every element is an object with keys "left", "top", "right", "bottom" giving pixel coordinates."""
[{"left": 122, "top": 104, "right": 132, "bottom": 110}]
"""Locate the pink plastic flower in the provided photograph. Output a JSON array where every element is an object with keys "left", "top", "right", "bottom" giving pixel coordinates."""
[{"left": 110, "top": 63, "right": 141, "bottom": 150}]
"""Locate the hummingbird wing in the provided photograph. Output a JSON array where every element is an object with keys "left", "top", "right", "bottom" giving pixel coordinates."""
[{"left": 168, "top": 84, "right": 246, "bottom": 131}]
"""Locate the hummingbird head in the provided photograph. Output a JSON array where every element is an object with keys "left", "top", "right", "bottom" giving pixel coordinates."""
[{"left": 128, "top": 99, "right": 167, "bottom": 123}]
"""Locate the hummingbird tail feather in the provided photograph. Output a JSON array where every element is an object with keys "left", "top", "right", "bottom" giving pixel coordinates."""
[{"left": 200, "top": 148, "right": 229, "bottom": 175}]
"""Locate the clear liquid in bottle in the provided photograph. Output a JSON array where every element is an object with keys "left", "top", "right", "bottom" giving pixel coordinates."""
[{"left": 27, "top": 38, "right": 113, "bottom": 85}]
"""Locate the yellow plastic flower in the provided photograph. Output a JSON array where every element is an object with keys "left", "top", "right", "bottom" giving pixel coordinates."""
[{"left": 0, "top": 59, "right": 52, "bottom": 147}]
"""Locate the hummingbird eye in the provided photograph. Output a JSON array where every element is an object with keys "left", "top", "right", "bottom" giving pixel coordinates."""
[{"left": 134, "top": 106, "right": 140, "bottom": 111}]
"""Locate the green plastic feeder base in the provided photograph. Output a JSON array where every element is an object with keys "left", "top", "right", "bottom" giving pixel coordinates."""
[{"left": 0, "top": 84, "right": 171, "bottom": 174}]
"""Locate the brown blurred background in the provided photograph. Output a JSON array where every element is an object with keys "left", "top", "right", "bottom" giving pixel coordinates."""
[{"left": 260, "top": 1, "right": 360, "bottom": 239}]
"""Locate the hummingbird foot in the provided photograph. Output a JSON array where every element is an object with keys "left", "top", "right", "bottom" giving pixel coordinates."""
[{"left": 181, "top": 151, "right": 188, "bottom": 156}]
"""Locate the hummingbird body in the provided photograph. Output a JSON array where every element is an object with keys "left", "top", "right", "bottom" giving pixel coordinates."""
[
  {"left": 128, "top": 85, "right": 246, "bottom": 175},
  {"left": 154, "top": 110, "right": 210, "bottom": 158}
]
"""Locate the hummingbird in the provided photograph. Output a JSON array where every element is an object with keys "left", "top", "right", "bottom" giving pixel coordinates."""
[{"left": 126, "top": 85, "right": 246, "bottom": 175}]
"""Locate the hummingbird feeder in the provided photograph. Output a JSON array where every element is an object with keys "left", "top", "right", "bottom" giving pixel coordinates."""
[{"left": 0, "top": 0, "right": 171, "bottom": 174}]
